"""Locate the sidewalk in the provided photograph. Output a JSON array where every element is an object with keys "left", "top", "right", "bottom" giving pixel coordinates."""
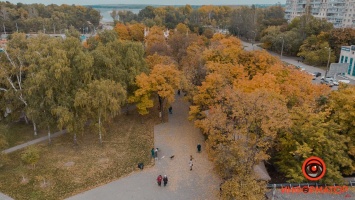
[
  {"left": 1, "top": 130, "right": 66, "bottom": 154},
  {"left": 67, "top": 93, "right": 220, "bottom": 200}
]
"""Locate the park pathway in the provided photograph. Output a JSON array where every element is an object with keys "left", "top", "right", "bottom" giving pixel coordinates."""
[{"left": 67, "top": 93, "right": 221, "bottom": 200}]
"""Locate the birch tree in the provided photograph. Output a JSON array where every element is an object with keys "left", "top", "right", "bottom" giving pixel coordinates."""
[
  {"left": 0, "top": 33, "right": 30, "bottom": 127},
  {"left": 75, "top": 80, "right": 126, "bottom": 144}
]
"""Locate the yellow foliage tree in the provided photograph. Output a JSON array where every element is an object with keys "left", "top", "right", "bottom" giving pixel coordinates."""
[
  {"left": 130, "top": 64, "right": 181, "bottom": 121},
  {"left": 114, "top": 23, "right": 131, "bottom": 40}
]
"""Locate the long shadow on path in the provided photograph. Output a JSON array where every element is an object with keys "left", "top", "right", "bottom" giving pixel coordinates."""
[{"left": 67, "top": 94, "right": 220, "bottom": 200}]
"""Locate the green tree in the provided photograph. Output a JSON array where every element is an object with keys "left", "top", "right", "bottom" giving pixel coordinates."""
[
  {"left": 297, "top": 33, "right": 336, "bottom": 66},
  {"left": 25, "top": 34, "right": 65, "bottom": 141},
  {"left": 0, "top": 33, "right": 30, "bottom": 126},
  {"left": 75, "top": 80, "right": 126, "bottom": 144}
]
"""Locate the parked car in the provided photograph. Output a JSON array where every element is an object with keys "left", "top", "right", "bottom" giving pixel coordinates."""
[
  {"left": 296, "top": 66, "right": 305, "bottom": 71},
  {"left": 313, "top": 72, "right": 321, "bottom": 77},
  {"left": 321, "top": 77, "right": 334, "bottom": 82},
  {"left": 338, "top": 80, "right": 350, "bottom": 84},
  {"left": 321, "top": 80, "right": 334, "bottom": 87},
  {"left": 332, "top": 81, "right": 339, "bottom": 86}
]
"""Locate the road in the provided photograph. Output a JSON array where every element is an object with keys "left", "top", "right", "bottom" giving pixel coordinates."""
[
  {"left": 67, "top": 93, "right": 220, "bottom": 200},
  {"left": 241, "top": 41, "right": 355, "bottom": 89}
]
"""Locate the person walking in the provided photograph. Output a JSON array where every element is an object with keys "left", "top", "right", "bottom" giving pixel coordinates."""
[
  {"left": 189, "top": 159, "right": 193, "bottom": 171},
  {"left": 177, "top": 90, "right": 180, "bottom": 95},
  {"left": 197, "top": 144, "right": 201, "bottom": 153},
  {"left": 151, "top": 148, "right": 155, "bottom": 158},
  {"left": 163, "top": 175, "right": 168, "bottom": 186},
  {"left": 157, "top": 175, "right": 162, "bottom": 186},
  {"left": 154, "top": 148, "right": 158, "bottom": 160},
  {"left": 169, "top": 106, "right": 172, "bottom": 114}
]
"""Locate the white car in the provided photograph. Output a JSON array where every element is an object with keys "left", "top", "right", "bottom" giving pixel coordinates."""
[
  {"left": 321, "top": 77, "right": 334, "bottom": 82},
  {"left": 338, "top": 80, "right": 350, "bottom": 84},
  {"left": 332, "top": 81, "right": 339, "bottom": 86}
]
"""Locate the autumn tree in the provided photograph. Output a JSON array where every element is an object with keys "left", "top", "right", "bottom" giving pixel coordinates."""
[
  {"left": 274, "top": 104, "right": 353, "bottom": 184},
  {"left": 167, "top": 27, "right": 198, "bottom": 66},
  {"left": 197, "top": 88, "right": 289, "bottom": 199},
  {"left": 327, "top": 85, "right": 355, "bottom": 175},
  {"left": 180, "top": 41, "right": 206, "bottom": 100},
  {"left": 144, "top": 25, "right": 168, "bottom": 56},
  {"left": 328, "top": 28, "right": 355, "bottom": 60},
  {"left": 128, "top": 23, "right": 145, "bottom": 42},
  {"left": 146, "top": 53, "right": 176, "bottom": 69},
  {"left": 131, "top": 64, "right": 180, "bottom": 121},
  {"left": 114, "top": 23, "right": 131, "bottom": 40}
]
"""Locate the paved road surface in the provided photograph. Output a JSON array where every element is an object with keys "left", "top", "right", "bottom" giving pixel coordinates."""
[
  {"left": 67, "top": 93, "right": 220, "bottom": 200},
  {"left": 241, "top": 41, "right": 355, "bottom": 88}
]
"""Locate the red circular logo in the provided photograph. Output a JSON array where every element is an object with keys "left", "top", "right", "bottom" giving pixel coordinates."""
[{"left": 302, "top": 156, "right": 326, "bottom": 181}]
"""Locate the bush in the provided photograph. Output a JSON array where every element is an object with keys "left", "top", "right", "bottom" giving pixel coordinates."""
[{"left": 21, "top": 146, "right": 40, "bottom": 168}]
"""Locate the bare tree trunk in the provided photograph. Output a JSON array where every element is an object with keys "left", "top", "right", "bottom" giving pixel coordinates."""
[
  {"left": 23, "top": 112, "right": 29, "bottom": 124},
  {"left": 47, "top": 125, "right": 51, "bottom": 144},
  {"left": 33, "top": 121, "right": 37, "bottom": 136},
  {"left": 73, "top": 133, "right": 77, "bottom": 145},
  {"left": 99, "top": 114, "right": 102, "bottom": 145}
]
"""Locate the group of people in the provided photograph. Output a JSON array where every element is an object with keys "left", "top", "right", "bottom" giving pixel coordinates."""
[
  {"left": 151, "top": 148, "right": 159, "bottom": 160},
  {"left": 157, "top": 175, "right": 168, "bottom": 187}
]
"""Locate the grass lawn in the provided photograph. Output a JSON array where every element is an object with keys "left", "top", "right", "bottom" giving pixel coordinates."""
[
  {"left": 0, "top": 121, "right": 48, "bottom": 149},
  {"left": 0, "top": 106, "right": 159, "bottom": 200}
]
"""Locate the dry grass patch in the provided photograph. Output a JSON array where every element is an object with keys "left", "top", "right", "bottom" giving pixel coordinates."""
[{"left": 0, "top": 107, "right": 159, "bottom": 200}]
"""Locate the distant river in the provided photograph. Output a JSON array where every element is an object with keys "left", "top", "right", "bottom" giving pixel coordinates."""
[{"left": 94, "top": 7, "right": 142, "bottom": 22}]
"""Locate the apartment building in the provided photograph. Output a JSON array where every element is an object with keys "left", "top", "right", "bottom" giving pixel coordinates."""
[{"left": 285, "top": 0, "right": 355, "bottom": 28}]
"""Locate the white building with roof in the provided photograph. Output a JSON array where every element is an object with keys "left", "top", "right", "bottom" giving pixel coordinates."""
[{"left": 339, "top": 45, "right": 355, "bottom": 77}]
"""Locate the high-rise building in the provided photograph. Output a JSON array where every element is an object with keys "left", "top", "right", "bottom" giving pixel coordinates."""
[{"left": 285, "top": 0, "right": 355, "bottom": 28}]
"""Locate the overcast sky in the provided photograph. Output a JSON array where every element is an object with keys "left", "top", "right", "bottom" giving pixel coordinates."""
[{"left": 6, "top": 0, "right": 286, "bottom": 5}]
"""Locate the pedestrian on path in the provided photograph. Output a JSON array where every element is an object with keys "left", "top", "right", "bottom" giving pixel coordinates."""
[
  {"left": 157, "top": 175, "right": 162, "bottom": 186},
  {"left": 154, "top": 148, "right": 158, "bottom": 160},
  {"left": 151, "top": 148, "right": 155, "bottom": 158},
  {"left": 197, "top": 144, "right": 201, "bottom": 153},
  {"left": 169, "top": 106, "right": 172, "bottom": 114},
  {"left": 177, "top": 90, "right": 180, "bottom": 95},
  {"left": 163, "top": 175, "right": 168, "bottom": 186},
  {"left": 189, "top": 159, "right": 193, "bottom": 171},
  {"left": 190, "top": 155, "right": 193, "bottom": 160}
]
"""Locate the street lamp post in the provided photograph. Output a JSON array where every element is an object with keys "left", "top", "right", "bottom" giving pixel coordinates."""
[
  {"left": 251, "top": 31, "right": 256, "bottom": 46},
  {"left": 251, "top": 31, "right": 257, "bottom": 50},
  {"left": 325, "top": 47, "right": 332, "bottom": 78},
  {"left": 280, "top": 37, "right": 284, "bottom": 60}
]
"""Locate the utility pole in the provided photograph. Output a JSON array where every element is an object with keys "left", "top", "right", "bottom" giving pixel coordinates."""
[
  {"left": 280, "top": 37, "right": 284, "bottom": 60},
  {"left": 3, "top": 23, "right": 6, "bottom": 36},
  {"left": 325, "top": 47, "right": 332, "bottom": 78}
]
